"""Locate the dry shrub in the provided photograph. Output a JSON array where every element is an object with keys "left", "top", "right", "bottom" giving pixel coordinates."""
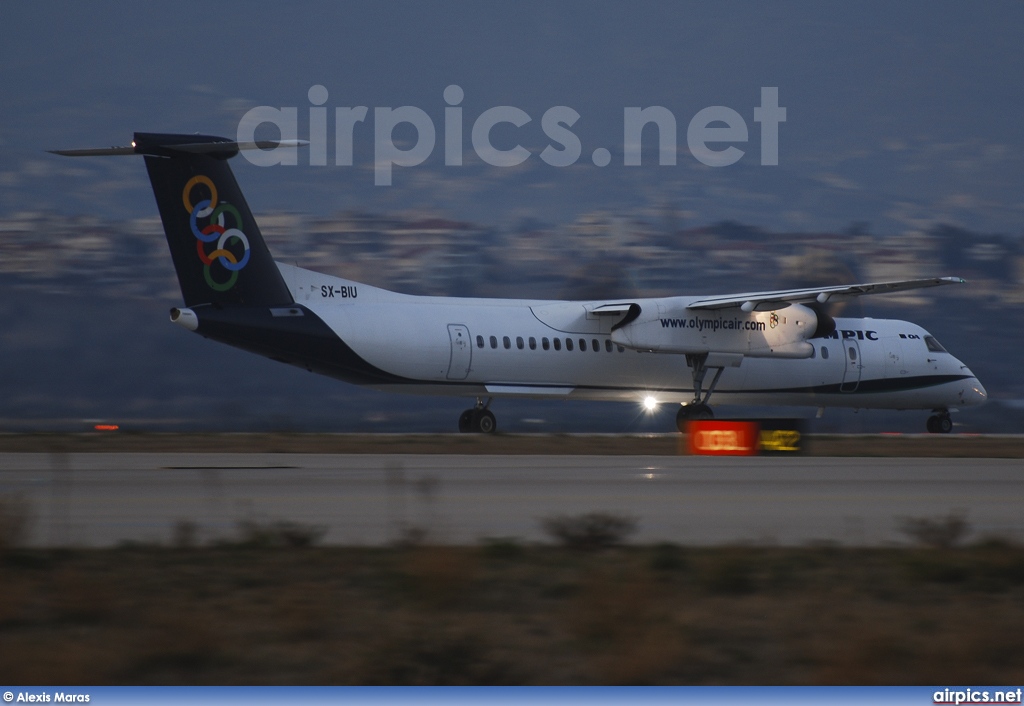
[
  {"left": 567, "top": 568, "right": 691, "bottom": 683},
  {"left": 649, "top": 542, "right": 688, "bottom": 573},
  {"left": 971, "top": 544, "right": 1024, "bottom": 590},
  {"left": 233, "top": 519, "right": 326, "bottom": 548},
  {"left": 591, "top": 624, "right": 693, "bottom": 684},
  {"left": 0, "top": 633, "right": 120, "bottom": 684},
  {"left": 171, "top": 520, "right": 199, "bottom": 548},
  {"left": 813, "top": 625, "right": 916, "bottom": 684},
  {"left": 479, "top": 536, "right": 526, "bottom": 560},
  {"left": 812, "top": 604, "right": 1024, "bottom": 684},
  {"left": 125, "top": 609, "right": 227, "bottom": 679},
  {"left": 903, "top": 543, "right": 1024, "bottom": 591},
  {"left": 0, "top": 579, "right": 35, "bottom": 627},
  {"left": 902, "top": 552, "right": 971, "bottom": 584},
  {"left": 899, "top": 513, "right": 970, "bottom": 548},
  {"left": 273, "top": 582, "right": 333, "bottom": 641},
  {"left": 402, "top": 546, "right": 478, "bottom": 608},
  {"left": 541, "top": 512, "right": 637, "bottom": 550},
  {"left": 338, "top": 620, "right": 517, "bottom": 685},
  {"left": 50, "top": 568, "right": 115, "bottom": 624},
  {"left": 391, "top": 525, "right": 429, "bottom": 548},
  {"left": 0, "top": 494, "right": 31, "bottom": 550},
  {"left": 695, "top": 548, "right": 758, "bottom": 595},
  {"left": 568, "top": 570, "right": 657, "bottom": 642}
]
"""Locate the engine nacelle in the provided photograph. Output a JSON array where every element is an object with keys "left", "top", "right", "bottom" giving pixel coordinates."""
[{"left": 611, "top": 300, "right": 820, "bottom": 358}]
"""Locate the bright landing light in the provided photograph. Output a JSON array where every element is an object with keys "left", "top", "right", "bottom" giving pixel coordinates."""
[{"left": 643, "top": 396, "right": 659, "bottom": 411}]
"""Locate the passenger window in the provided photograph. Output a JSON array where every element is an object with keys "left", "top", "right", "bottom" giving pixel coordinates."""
[
  {"left": 554, "top": 338, "right": 562, "bottom": 351},
  {"left": 503, "top": 336, "right": 511, "bottom": 349},
  {"left": 529, "top": 337, "right": 537, "bottom": 350},
  {"left": 566, "top": 338, "right": 574, "bottom": 351},
  {"left": 925, "top": 336, "right": 947, "bottom": 353},
  {"left": 579, "top": 338, "right": 587, "bottom": 352},
  {"left": 593, "top": 339, "right": 600, "bottom": 352},
  {"left": 821, "top": 346, "right": 829, "bottom": 360},
  {"left": 605, "top": 339, "right": 612, "bottom": 352},
  {"left": 489, "top": 336, "right": 497, "bottom": 349},
  {"left": 476, "top": 335, "right": 484, "bottom": 349},
  {"left": 848, "top": 346, "right": 857, "bottom": 361},
  {"left": 809, "top": 346, "right": 816, "bottom": 359},
  {"left": 542, "top": 337, "right": 550, "bottom": 350},
  {"left": 617, "top": 345, "right": 625, "bottom": 352},
  {"left": 516, "top": 336, "right": 524, "bottom": 350}
]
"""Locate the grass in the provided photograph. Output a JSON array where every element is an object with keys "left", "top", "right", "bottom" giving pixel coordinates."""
[{"left": 2, "top": 543, "right": 1024, "bottom": 684}]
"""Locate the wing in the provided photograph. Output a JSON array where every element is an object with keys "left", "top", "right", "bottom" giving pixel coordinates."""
[{"left": 686, "top": 277, "right": 965, "bottom": 312}]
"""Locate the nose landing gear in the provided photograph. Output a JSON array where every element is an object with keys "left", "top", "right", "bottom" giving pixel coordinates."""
[
  {"left": 458, "top": 397, "right": 496, "bottom": 433},
  {"left": 675, "top": 353, "right": 723, "bottom": 431},
  {"left": 676, "top": 402, "right": 714, "bottom": 430},
  {"left": 926, "top": 410, "right": 953, "bottom": 434}
]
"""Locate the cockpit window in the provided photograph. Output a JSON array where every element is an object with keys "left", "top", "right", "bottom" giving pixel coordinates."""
[{"left": 924, "top": 336, "right": 947, "bottom": 353}]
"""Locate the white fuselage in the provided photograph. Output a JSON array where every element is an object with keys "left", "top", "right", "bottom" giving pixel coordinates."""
[{"left": 277, "top": 264, "right": 987, "bottom": 412}]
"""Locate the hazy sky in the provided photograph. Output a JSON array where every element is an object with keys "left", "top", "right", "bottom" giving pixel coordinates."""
[
  {"left": 2, "top": 2, "right": 1022, "bottom": 432},
  {"left": 2, "top": 1, "right": 1023, "bottom": 233}
]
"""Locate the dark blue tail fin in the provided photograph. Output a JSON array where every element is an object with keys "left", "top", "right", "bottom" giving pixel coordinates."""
[{"left": 133, "top": 132, "right": 294, "bottom": 308}]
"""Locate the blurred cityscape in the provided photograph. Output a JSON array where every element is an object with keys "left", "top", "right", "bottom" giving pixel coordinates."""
[
  {"left": 4, "top": 207, "right": 1022, "bottom": 302},
  {"left": 1, "top": 206, "right": 1022, "bottom": 432}
]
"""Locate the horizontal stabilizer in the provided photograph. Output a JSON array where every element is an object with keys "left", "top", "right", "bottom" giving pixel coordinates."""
[
  {"left": 50, "top": 138, "right": 309, "bottom": 158},
  {"left": 49, "top": 146, "right": 137, "bottom": 157},
  {"left": 171, "top": 139, "right": 310, "bottom": 154}
]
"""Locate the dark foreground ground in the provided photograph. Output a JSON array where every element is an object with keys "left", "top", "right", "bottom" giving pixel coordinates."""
[
  {"left": 3, "top": 542, "right": 1024, "bottom": 685},
  {"left": 2, "top": 432, "right": 1022, "bottom": 684}
]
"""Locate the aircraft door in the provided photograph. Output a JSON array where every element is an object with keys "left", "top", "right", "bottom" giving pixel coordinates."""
[
  {"left": 883, "top": 335, "right": 908, "bottom": 379},
  {"left": 446, "top": 324, "right": 472, "bottom": 380},
  {"left": 840, "top": 337, "right": 861, "bottom": 392}
]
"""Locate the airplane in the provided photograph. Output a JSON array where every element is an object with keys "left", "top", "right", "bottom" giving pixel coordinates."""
[{"left": 52, "top": 132, "right": 987, "bottom": 434}]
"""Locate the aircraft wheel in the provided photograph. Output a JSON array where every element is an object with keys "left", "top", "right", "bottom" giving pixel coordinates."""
[
  {"left": 475, "top": 409, "right": 497, "bottom": 434},
  {"left": 676, "top": 406, "right": 690, "bottom": 432},
  {"left": 693, "top": 404, "right": 714, "bottom": 420},
  {"left": 926, "top": 414, "right": 953, "bottom": 434},
  {"left": 676, "top": 403, "right": 713, "bottom": 431},
  {"left": 459, "top": 408, "right": 496, "bottom": 433}
]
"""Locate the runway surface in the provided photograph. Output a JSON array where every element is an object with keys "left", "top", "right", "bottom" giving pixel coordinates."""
[{"left": 1, "top": 453, "right": 1022, "bottom": 547}]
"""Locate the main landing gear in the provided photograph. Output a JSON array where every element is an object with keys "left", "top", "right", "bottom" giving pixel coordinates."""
[
  {"left": 458, "top": 397, "right": 496, "bottom": 433},
  {"left": 926, "top": 410, "right": 953, "bottom": 434},
  {"left": 676, "top": 353, "right": 723, "bottom": 431}
]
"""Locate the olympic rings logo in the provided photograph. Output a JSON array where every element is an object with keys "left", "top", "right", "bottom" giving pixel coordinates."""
[
  {"left": 769, "top": 312, "right": 779, "bottom": 329},
  {"left": 182, "top": 175, "right": 250, "bottom": 292}
]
